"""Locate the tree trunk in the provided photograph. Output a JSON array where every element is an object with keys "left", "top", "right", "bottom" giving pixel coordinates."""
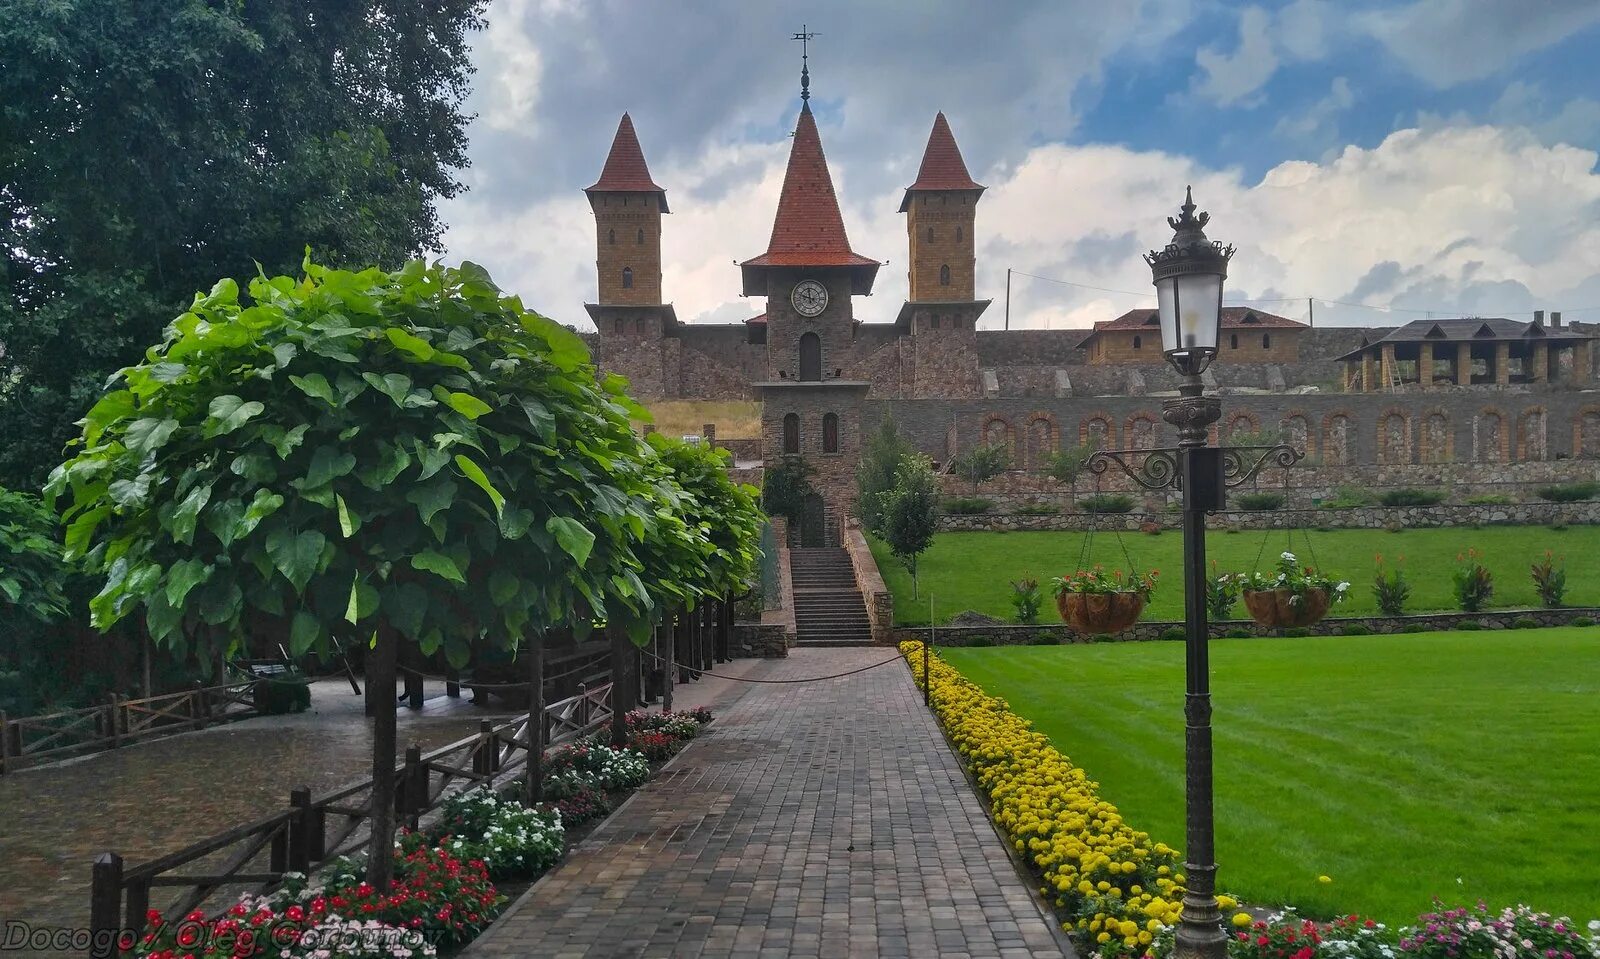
[
  {"left": 662, "top": 611, "right": 676, "bottom": 712},
  {"left": 365, "top": 624, "right": 398, "bottom": 890},
  {"left": 609, "top": 625, "right": 629, "bottom": 748},
  {"left": 523, "top": 634, "right": 544, "bottom": 807}
]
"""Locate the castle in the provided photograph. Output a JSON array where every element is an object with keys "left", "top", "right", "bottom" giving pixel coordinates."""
[{"left": 582, "top": 97, "right": 1599, "bottom": 546}]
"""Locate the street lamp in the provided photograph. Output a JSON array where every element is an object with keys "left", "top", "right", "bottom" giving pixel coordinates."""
[{"left": 1086, "top": 187, "right": 1299, "bottom": 959}]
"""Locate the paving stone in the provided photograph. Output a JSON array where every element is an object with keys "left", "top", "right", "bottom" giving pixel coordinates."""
[{"left": 464, "top": 649, "right": 1068, "bottom": 958}]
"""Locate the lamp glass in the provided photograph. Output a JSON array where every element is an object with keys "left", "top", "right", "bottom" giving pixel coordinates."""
[{"left": 1164, "top": 272, "right": 1222, "bottom": 355}]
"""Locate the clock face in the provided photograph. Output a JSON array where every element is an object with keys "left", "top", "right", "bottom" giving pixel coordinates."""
[{"left": 791, "top": 279, "right": 829, "bottom": 317}]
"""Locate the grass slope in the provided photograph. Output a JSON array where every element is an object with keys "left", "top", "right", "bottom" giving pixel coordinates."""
[
  {"left": 870, "top": 527, "right": 1600, "bottom": 625},
  {"left": 636, "top": 400, "right": 761, "bottom": 440},
  {"left": 940, "top": 630, "right": 1600, "bottom": 925}
]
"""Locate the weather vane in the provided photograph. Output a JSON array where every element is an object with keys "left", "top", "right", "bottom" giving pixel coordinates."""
[{"left": 792, "top": 25, "right": 818, "bottom": 101}]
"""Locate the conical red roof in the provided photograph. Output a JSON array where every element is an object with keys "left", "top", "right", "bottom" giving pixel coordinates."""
[
  {"left": 586, "top": 113, "right": 668, "bottom": 211},
  {"left": 742, "top": 105, "right": 878, "bottom": 270},
  {"left": 899, "top": 112, "right": 983, "bottom": 211}
]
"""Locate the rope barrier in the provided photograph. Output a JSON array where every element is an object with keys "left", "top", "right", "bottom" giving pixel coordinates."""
[{"left": 638, "top": 649, "right": 903, "bottom": 684}]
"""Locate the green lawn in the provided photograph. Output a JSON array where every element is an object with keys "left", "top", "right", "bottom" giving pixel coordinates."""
[
  {"left": 870, "top": 527, "right": 1600, "bottom": 625},
  {"left": 940, "top": 630, "right": 1600, "bottom": 925}
]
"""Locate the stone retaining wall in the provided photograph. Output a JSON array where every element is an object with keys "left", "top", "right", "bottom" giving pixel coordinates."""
[
  {"left": 938, "top": 501, "right": 1600, "bottom": 532},
  {"left": 892, "top": 606, "right": 1600, "bottom": 646},
  {"left": 843, "top": 523, "right": 895, "bottom": 645}
]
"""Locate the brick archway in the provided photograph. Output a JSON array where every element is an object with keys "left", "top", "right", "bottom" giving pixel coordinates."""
[
  {"left": 1023, "top": 412, "right": 1059, "bottom": 470},
  {"left": 1475, "top": 406, "right": 1509, "bottom": 464},
  {"left": 1223, "top": 410, "right": 1260, "bottom": 442},
  {"left": 1079, "top": 411, "right": 1117, "bottom": 449},
  {"left": 1418, "top": 406, "right": 1453, "bottom": 464},
  {"left": 1517, "top": 405, "right": 1548, "bottom": 462},
  {"left": 1377, "top": 407, "right": 1412, "bottom": 465},
  {"left": 1281, "top": 410, "right": 1315, "bottom": 458},
  {"left": 1574, "top": 405, "right": 1600, "bottom": 459},
  {"left": 981, "top": 414, "right": 1016, "bottom": 460},
  {"left": 1124, "top": 412, "right": 1160, "bottom": 450},
  {"left": 1320, "top": 410, "right": 1352, "bottom": 466}
]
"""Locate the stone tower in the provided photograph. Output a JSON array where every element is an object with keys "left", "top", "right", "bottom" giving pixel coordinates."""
[
  {"left": 897, "top": 112, "right": 986, "bottom": 397},
  {"left": 742, "top": 101, "right": 880, "bottom": 546},
  {"left": 584, "top": 114, "right": 679, "bottom": 393}
]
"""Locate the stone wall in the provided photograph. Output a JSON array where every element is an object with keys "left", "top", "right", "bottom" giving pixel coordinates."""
[
  {"left": 935, "top": 500, "right": 1600, "bottom": 532},
  {"left": 893, "top": 607, "right": 1600, "bottom": 645},
  {"left": 843, "top": 523, "right": 895, "bottom": 645}
]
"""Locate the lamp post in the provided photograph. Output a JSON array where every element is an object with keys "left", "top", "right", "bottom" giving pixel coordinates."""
[{"left": 1086, "top": 188, "right": 1299, "bottom": 959}]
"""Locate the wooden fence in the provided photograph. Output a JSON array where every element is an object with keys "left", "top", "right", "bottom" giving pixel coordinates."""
[{"left": 0, "top": 680, "right": 258, "bottom": 773}]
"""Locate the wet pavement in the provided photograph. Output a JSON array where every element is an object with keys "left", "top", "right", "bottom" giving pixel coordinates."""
[{"left": 0, "top": 678, "right": 512, "bottom": 950}]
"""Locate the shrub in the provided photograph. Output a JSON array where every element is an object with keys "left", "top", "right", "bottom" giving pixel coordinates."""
[
  {"left": 1531, "top": 550, "right": 1567, "bottom": 608},
  {"left": 1399, "top": 902, "right": 1600, "bottom": 959},
  {"left": 421, "top": 788, "right": 565, "bottom": 880},
  {"left": 1340, "top": 623, "right": 1374, "bottom": 635},
  {"left": 1372, "top": 553, "right": 1411, "bottom": 616},
  {"left": 281, "top": 845, "right": 502, "bottom": 947},
  {"left": 1090, "top": 633, "right": 1115, "bottom": 644},
  {"left": 1283, "top": 626, "right": 1312, "bottom": 637},
  {"left": 1535, "top": 481, "right": 1600, "bottom": 503},
  {"left": 1079, "top": 493, "right": 1136, "bottom": 514},
  {"left": 1235, "top": 491, "right": 1284, "bottom": 511},
  {"left": 625, "top": 730, "right": 683, "bottom": 763},
  {"left": 1224, "top": 628, "right": 1253, "bottom": 639},
  {"left": 943, "top": 496, "right": 994, "bottom": 515},
  {"left": 1207, "top": 564, "right": 1243, "bottom": 620},
  {"left": 1464, "top": 493, "right": 1515, "bottom": 505},
  {"left": 1456, "top": 620, "right": 1484, "bottom": 631},
  {"left": 1044, "top": 441, "right": 1097, "bottom": 486},
  {"left": 1378, "top": 488, "right": 1446, "bottom": 507},
  {"left": 549, "top": 784, "right": 612, "bottom": 827},
  {"left": 1323, "top": 485, "right": 1376, "bottom": 509},
  {"left": 951, "top": 444, "right": 1010, "bottom": 483},
  {"left": 1010, "top": 578, "right": 1043, "bottom": 624},
  {"left": 1028, "top": 631, "right": 1062, "bottom": 645},
  {"left": 1159, "top": 627, "right": 1186, "bottom": 643},
  {"left": 1511, "top": 616, "right": 1541, "bottom": 629},
  {"left": 965, "top": 634, "right": 996, "bottom": 648},
  {"left": 1015, "top": 503, "right": 1060, "bottom": 516},
  {"left": 1452, "top": 548, "right": 1494, "bottom": 612},
  {"left": 1570, "top": 616, "right": 1595, "bottom": 627}
]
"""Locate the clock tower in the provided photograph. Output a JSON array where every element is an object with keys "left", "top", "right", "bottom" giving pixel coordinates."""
[{"left": 741, "top": 98, "right": 880, "bottom": 546}]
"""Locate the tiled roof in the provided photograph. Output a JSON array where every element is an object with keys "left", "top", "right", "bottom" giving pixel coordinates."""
[
  {"left": 745, "top": 313, "right": 767, "bottom": 325},
  {"left": 585, "top": 113, "right": 668, "bottom": 211},
  {"left": 1094, "top": 307, "right": 1307, "bottom": 332},
  {"left": 741, "top": 105, "right": 879, "bottom": 270},
  {"left": 899, "top": 112, "right": 983, "bottom": 211},
  {"left": 1372, "top": 317, "right": 1592, "bottom": 342}
]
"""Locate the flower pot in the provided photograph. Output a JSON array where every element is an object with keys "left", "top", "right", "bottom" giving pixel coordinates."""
[
  {"left": 1241, "top": 587, "right": 1330, "bottom": 628},
  {"left": 1056, "top": 591, "right": 1145, "bottom": 634}
]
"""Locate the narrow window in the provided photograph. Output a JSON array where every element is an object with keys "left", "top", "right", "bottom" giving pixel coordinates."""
[
  {"left": 1230, "top": 333, "right": 1239, "bottom": 349},
  {"left": 931, "top": 315, "right": 941, "bottom": 330},
  {"left": 607, "top": 228, "right": 615, "bottom": 245},
  {"left": 1133, "top": 334, "right": 1142, "bottom": 350},
  {"left": 635, "top": 317, "right": 645, "bottom": 334},
  {"left": 637, "top": 228, "right": 645, "bottom": 245},
  {"left": 798, "top": 332, "right": 822, "bottom": 382},
  {"left": 783, "top": 413, "right": 800, "bottom": 454},
  {"left": 956, "top": 226, "right": 964, "bottom": 243},
  {"left": 622, "top": 267, "right": 633, "bottom": 289},
  {"left": 823, "top": 413, "right": 839, "bottom": 453},
  {"left": 614, "top": 318, "right": 624, "bottom": 333},
  {"left": 940, "top": 264, "right": 951, "bottom": 286},
  {"left": 1263, "top": 333, "right": 1271, "bottom": 349},
  {"left": 926, "top": 227, "right": 935, "bottom": 243}
]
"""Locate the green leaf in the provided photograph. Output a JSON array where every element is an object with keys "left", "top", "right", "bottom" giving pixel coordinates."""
[
  {"left": 207, "top": 395, "right": 265, "bottom": 436},
  {"left": 263, "top": 424, "right": 309, "bottom": 459},
  {"left": 405, "top": 480, "right": 455, "bottom": 524},
  {"left": 266, "top": 528, "right": 326, "bottom": 593},
  {"left": 488, "top": 569, "right": 519, "bottom": 606},
  {"left": 436, "top": 388, "right": 491, "bottom": 419},
  {"left": 289, "top": 372, "right": 336, "bottom": 406},
  {"left": 362, "top": 371, "right": 413, "bottom": 406},
  {"left": 546, "top": 516, "right": 595, "bottom": 567},
  {"left": 416, "top": 445, "right": 451, "bottom": 480},
  {"left": 345, "top": 577, "right": 379, "bottom": 624},
  {"left": 109, "top": 473, "right": 153, "bottom": 507},
  {"left": 272, "top": 343, "right": 298, "bottom": 369},
  {"left": 237, "top": 489, "right": 285, "bottom": 540},
  {"left": 336, "top": 494, "right": 360, "bottom": 537},
  {"left": 411, "top": 550, "right": 465, "bottom": 584},
  {"left": 385, "top": 327, "right": 436, "bottom": 361},
  {"left": 289, "top": 610, "right": 320, "bottom": 656},
  {"left": 125, "top": 418, "right": 180, "bottom": 456},
  {"left": 64, "top": 505, "right": 109, "bottom": 560},
  {"left": 170, "top": 483, "right": 212, "bottom": 545},
  {"left": 165, "top": 558, "right": 211, "bottom": 607},
  {"left": 454, "top": 454, "right": 504, "bottom": 516},
  {"left": 387, "top": 582, "right": 429, "bottom": 640},
  {"left": 518, "top": 398, "right": 555, "bottom": 440},
  {"left": 304, "top": 446, "right": 356, "bottom": 489}
]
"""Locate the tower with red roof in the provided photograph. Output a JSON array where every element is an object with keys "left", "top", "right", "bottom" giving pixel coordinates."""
[{"left": 584, "top": 114, "right": 678, "bottom": 347}]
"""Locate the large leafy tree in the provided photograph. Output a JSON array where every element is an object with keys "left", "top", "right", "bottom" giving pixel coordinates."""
[
  {"left": 0, "top": 0, "right": 485, "bottom": 488},
  {"left": 856, "top": 416, "right": 914, "bottom": 536},
  {"left": 47, "top": 258, "right": 714, "bottom": 887},
  {"left": 651, "top": 436, "right": 765, "bottom": 602},
  {"left": 882, "top": 455, "right": 940, "bottom": 598}
]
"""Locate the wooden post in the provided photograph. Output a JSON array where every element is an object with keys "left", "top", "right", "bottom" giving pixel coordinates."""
[
  {"left": 473, "top": 719, "right": 494, "bottom": 778},
  {"left": 523, "top": 635, "right": 544, "bottom": 807},
  {"left": 0, "top": 711, "right": 10, "bottom": 774},
  {"left": 270, "top": 819, "right": 289, "bottom": 873},
  {"left": 404, "top": 665, "right": 424, "bottom": 710},
  {"left": 401, "top": 744, "right": 423, "bottom": 831},
  {"left": 576, "top": 683, "right": 588, "bottom": 726},
  {"left": 662, "top": 612, "right": 676, "bottom": 712},
  {"left": 89, "top": 852, "right": 123, "bottom": 959},
  {"left": 289, "top": 786, "right": 313, "bottom": 872},
  {"left": 610, "top": 625, "right": 629, "bottom": 748},
  {"left": 676, "top": 609, "right": 692, "bottom": 685},
  {"left": 445, "top": 669, "right": 461, "bottom": 699},
  {"left": 365, "top": 623, "right": 399, "bottom": 891},
  {"left": 124, "top": 878, "right": 150, "bottom": 941},
  {"left": 141, "top": 633, "right": 153, "bottom": 701},
  {"left": 192, "top": 681, "right": 209, "bottom": 730},
  {"left": 105, "top": 695, "right": 121, "bottom": 748}
]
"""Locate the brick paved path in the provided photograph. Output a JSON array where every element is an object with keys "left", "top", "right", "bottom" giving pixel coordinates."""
[{"left": 467, "top": 649, "right": 1068, "bottom": 959}]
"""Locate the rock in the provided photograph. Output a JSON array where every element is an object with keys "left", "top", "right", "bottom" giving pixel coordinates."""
[
  {"left": 1266, "top": 365, "right": 1287, "bottom": 392},
  {"left": 949, "top": 610, "right": 1008, "bottom": 628},
  {"left": 981, "top": 369, "right": 1000, "bottom": 398},
  {"left": 1053, "top": 369, "right": 1073, "bottom": 398},
  {"left": 1125, "top": 369, "right": 1147, "bottom": 396}
]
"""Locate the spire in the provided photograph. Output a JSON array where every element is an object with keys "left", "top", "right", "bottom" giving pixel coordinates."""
[
  {"left": 792, "top": 25, "right": 818, "bottom": 102},
  {"left": 741, "top": 105, "right": 880, "bottom": 286},
  {"left": 899, "top": 112, "right": 984, "bottom": 211},
  {"left": 585, "top": 113, "right": 668, "bottom": 212}
]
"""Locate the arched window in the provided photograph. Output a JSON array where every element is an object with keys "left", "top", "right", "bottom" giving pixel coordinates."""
[
  {"left": 939, "top": 264, "right": 951, "bottom": 286},
  {"left": 634, "top": 317, "right": 645, "bottom": 334},
  {"left": 1230, "top": 333, "right": 1239, "bottom": 349},
  {"left": 930, "top": 315, "right": 940, "bottom": 330},
  {"left": 798, "top": 332, "right": 822, "bottom": 382},
  {"left": 1263, "top": 333, "right": 1271, "bottom": 349},
  {"left": 614, "top": 318, "right": 624, "bottom": 333},
  {"left": 956, "top": 226, "right": 964, "bottom": 243},
  {"left": 621, "top": 267, "right": 633, "bottom": 289},
  {"left": 952, "top": 317, "right": 961, "bottom": 329},
  {"left": 1133, "top": 335, "right": 1142, "bottom": 349},
  {"left": 783, "top": 413, "right": 800, "bottom": 454},
  {"left": 926, "top": 227, "right": 935, "bottom": 243},
  {"left": 607, "top": 229, "right": 615, "bottom": 245},
  {"left": 822, "top": 413, "right": 839, "bottom": 453},
  {"left": 636, "top": 228, "right": 645, "bottom": 245}
]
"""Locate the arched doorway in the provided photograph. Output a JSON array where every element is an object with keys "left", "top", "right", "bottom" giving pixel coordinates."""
[
  {"left": 799, "top": 492, "right": 826, "bottom": 547},
  {"left": 799, "top": 332, "right": 822, "bottom": 382}
]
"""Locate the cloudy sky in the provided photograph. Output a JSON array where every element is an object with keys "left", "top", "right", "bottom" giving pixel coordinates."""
[{"left": 438, "top": 0, "right": 1600, "bottom": 331}]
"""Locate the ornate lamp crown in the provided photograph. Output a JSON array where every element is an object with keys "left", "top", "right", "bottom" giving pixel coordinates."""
[{"left": 1144, "top": 186, "right": 1235, "bottom": 282}]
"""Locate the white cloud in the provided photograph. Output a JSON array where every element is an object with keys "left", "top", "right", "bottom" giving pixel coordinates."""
[
  {"left": 1359, "top": 0, "right": 1600, "bottom": 88},
  {"left": 1273, "top": 75, "right": 1354, "bottom": 149},
  {"left": 1192, "top": 6, "right": 1279, "bottom": 107}
]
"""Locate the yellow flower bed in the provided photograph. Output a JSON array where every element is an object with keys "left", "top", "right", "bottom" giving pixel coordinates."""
[{"left": 901, "top": 641, "right": 1238, "bottom": 957}]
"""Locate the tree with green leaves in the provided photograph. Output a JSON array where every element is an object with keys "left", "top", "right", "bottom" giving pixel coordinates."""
[
  {"left": 1045, "top": 439, "right": 1099, "bottom": 494},
  {"left": 881, "top": 454, "right": 940, "bottom": 598},
  {"left": 1, "top": 0, "right": 486, "bottom": 489},
  {"left": 951, "top": 443, "right": 1010, "bottom": 483},
  {"left": 0, "top": 489, "right": 68, "bottom": 628},
  {"left": 650, "top": 437, "right": 765, "bottom": 601},
  {"left": 855, "top": 416, "right": 915, "bottom": 536},
  {"left": 46, "top": 257, "right": 724, "bottom": 888},
  {"left": 761, "top": 456, "right": 818, "bottom": 528}
]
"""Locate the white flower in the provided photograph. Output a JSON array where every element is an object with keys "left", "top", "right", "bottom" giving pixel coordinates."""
[{"left": 1281, "top": 551, "right": 1297, "bottom": 563}]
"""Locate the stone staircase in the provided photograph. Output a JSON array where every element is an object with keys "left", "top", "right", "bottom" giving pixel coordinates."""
[{"left": 790, "top": 548, "right": 873, "bottom": 646}]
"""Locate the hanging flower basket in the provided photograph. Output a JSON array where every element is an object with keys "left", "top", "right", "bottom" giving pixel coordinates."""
[
  {"left": 1057, "top": 591, "right": 1147, "bottom": 633},
  {"left": 1051, "top": 566, "right": 1158, "bottom": 634},
  {"left": 1241, "top": 587, "right": 1330, "bottom": 628},
  {"left": 1237, "top": 551, "right": 1348, "bottom": 629}
]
